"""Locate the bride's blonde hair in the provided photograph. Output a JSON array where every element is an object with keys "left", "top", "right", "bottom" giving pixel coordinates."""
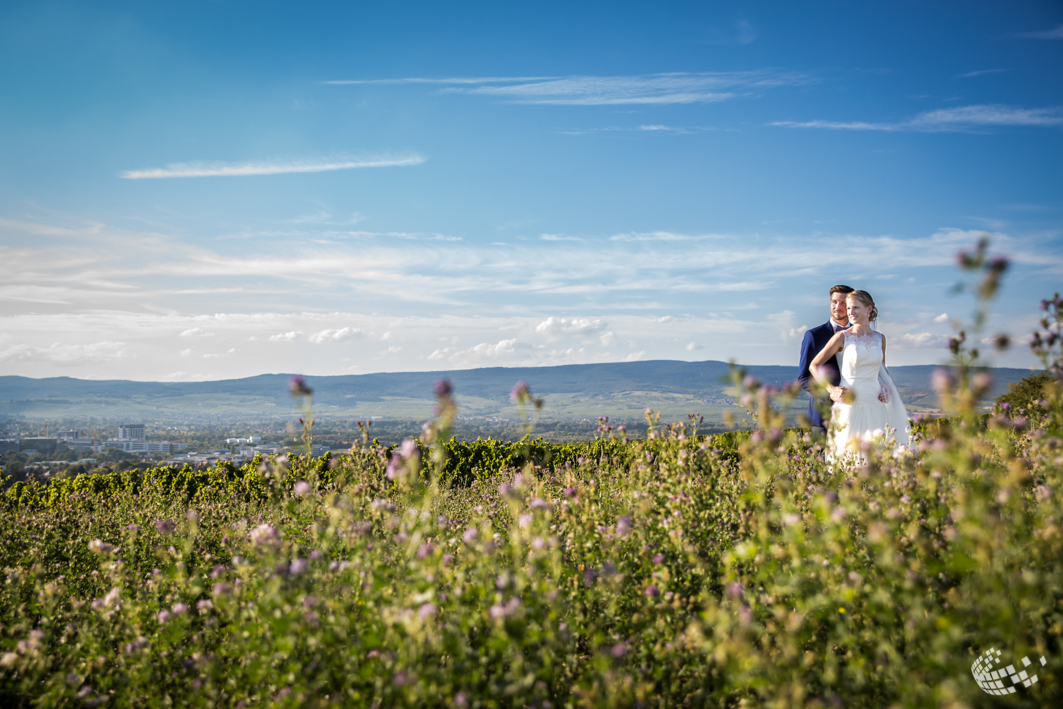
[{"left": 846, "top": 290, "right": 878, "bottom": 322}]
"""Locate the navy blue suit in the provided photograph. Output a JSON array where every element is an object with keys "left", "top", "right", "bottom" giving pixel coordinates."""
[{"left": 797, "top": 322, "right": 843, "bottom": 430}]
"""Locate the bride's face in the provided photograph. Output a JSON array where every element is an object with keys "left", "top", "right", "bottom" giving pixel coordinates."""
[{"left": 847, "top": 298, "right": 870, "bottom": 324}]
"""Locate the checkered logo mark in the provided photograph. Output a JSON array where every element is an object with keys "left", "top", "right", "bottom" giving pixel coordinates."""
[{"left": 971, "top": 647, "right": 1047, "bottom": 695}]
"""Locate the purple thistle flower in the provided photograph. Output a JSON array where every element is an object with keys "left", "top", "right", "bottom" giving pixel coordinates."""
[
  {"left": 645, "top": 585, "right": 659, "bottom": 597},
  {"left": 289, "top": 375, "right": 312, "bottom": 397},
  {"left": 931, "top": 368, "right": 954, "bottom": 394},
  {"left": 154, "top": 520, "right": 176, "bottom": 536},
  {"left": 510, "top": 380, "right": 531, "bottom": 403},
  {"left": 434, "top": 379, "right": 453, "bottom": 398},
  {"left": 398, "top": 438, "right": 419, "bottom": 459}
]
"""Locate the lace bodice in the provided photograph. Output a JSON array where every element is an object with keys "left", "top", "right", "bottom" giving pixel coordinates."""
[{"left": 839, "top": 330, "right": 883, "bottom": 385}]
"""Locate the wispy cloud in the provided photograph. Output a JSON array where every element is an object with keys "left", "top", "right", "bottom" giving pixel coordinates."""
[
  {"left": 769, "top": 120, "right": 898, "bottom": 131},
  {"left": 322, "top": 76, "right": 557, "bottom": 85},
  {"left": 121, "top": 154, "right": 426, "bottom": 179},
  {"left": 911, "top": 105, "right": 1063, "bottom": 128},
  {"left": 770, "top": 104, "right": 1063, "bottom": 132},
  {"left": 1013, "top": 25, "right": 1063, "bottom": 40},
  {"left": 328, "top": 71, "right": 810, "bottom": 106},
  {"left": 287, "top": 210, "right": 366, "bottom": 226},
  {"left": 559, "top": 124, "right": 714, "bottom": 136},
  {"left": 734, "top": 20, "right": 758, "bottom": 45},
  {"left": 957, "top": 68, "right": 1006, "bottom": 78},
  {"left": 609, "top": 231, "right": 698, "bottom": 241}
]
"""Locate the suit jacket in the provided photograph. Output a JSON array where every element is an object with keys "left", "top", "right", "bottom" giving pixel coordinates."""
[{"left": 797, "top": 321, "right": 843, "bottom": 429}]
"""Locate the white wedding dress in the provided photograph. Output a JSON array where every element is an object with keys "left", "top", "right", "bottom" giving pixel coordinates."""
[{"left": 829, "top": 330, "right": 910, "bottom": 462}]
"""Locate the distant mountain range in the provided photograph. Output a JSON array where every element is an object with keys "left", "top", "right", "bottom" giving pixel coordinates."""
[{"left": 0, "top": 360, "right": 1036, "bottom": 423}]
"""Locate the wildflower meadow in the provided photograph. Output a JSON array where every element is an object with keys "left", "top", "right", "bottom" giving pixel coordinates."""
[{"left": 1, "top": 249, "right": 1061, "bottom": 708}]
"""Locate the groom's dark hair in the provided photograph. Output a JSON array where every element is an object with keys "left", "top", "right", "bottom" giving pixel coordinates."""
[{"left": 830, "top": 284, "right": 854, "bottom": 296}]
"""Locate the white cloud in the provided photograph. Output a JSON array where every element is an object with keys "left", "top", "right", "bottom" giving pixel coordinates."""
[
  {"left": 202, "top": 348, "right": 236, "bottom": 359},
  {"left": 180, "top": 348, "right": 193, "bottom": 357},
  {"left": 535, "top": 317, "right": 607, "bottom": 337},
  {"left": 121, "top": 154, "right": 426, "bottom": 179},
  {"left": 469, "top": 338, "right": 518, "bottom": 357},
  {"left": 912, "top": 105, "right": 1063, "bottom": 128},
  {"left": 308, "top": 327, "right": 365, "bottom": 344},
  {"left": 685, "top": 342, "right": 705, "bottom": 351},
  {"left": 288, "top": 210, "right": 366, "bottom": 226},
  {"left": 0, "top": 341, "right": 126, "bottom": 364},
  {"left": 1014, "top": 25, "right": 1063, "bottom": 39},
  {"left": 427, "top": 347, "right": 455, "bottom": 361},
  {"left": 341, "top": 71, "right": 809, "bottom": 106},
  {"left": 957, "top": 69, "right": 1006, "bottom": 78},
  {"left": 769, "top": 120, "right": 898, "bottom": 131},
  {"left": 179, "top": 327, "right": 214, "bottom": 337},
  {"left": 610, "top": 231, "right": 696, "bottom": 241},
  {"left": 933, "top": 313, "right": 950, "bottom": 323},
  {"left": 625, "top": 351, "right": 646, "bottom": 361},
  {"left": 770, "top": 104, "right": 1063, "bottom": 133},
  {"left": 322, "top": 75, "right": 558, "bottom": 85},
  {"left": 657, "top": 316, "right": 674, "bottom": 323},
  {"left": 428, "top": 338, "right": 526, "bottom": 365},
  {"left": 0, "top": 211, "right": 1050, "bottom": 377}
]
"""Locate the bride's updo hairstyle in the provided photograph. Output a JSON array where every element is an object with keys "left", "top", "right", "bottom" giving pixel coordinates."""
[{"left": 846, "top": 290, "right": 878, "bottom": 322}]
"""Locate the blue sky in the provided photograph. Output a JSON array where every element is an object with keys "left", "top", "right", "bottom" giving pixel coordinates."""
[{"left": 1, "top": 0, "right": 1061, "bottom": 381}]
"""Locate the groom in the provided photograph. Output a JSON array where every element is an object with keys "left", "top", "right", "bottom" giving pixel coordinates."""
[{"left": 797, "top": 284, "right": 854, "bottom": 432}]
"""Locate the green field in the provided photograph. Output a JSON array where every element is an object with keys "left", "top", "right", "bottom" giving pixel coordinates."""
[{"left": 2, "top": 363, "right": 1060, "bottom": 707}]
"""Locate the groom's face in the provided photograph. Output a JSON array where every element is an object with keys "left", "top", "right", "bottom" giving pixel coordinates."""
[{"left": 830, "top": 292, "right": 849, "bottom": 324}]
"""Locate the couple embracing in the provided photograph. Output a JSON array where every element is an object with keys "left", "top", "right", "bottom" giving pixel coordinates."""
[{"left": 797, "top": 285, "right": 910, "bottom": 461}]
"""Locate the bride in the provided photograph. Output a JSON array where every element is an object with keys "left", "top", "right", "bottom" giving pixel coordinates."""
[{"left": 810, "top": 290, "right": 910, "bottom": 461}]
